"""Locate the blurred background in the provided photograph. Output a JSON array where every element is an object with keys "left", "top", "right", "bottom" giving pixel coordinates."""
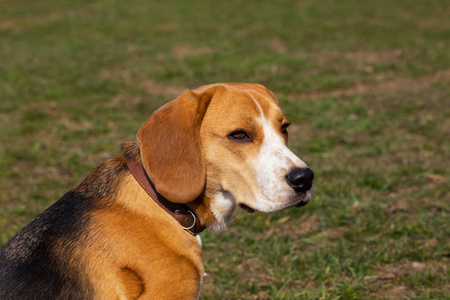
[{"left": 0, "top": 0, "right": 448, "bottom": 298}]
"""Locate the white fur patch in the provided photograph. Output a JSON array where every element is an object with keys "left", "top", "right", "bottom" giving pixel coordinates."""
[
  {"left": 196, "top": 275, "right": 204, "bottom": 300},
  {"left": 196, "top": 235, "right": 202, "bottom": 247},
  {"left": 249, "top": 95, "right": 308, "bottom": 212},
  {"left": 209, "top": 191, "right": 236, "bottom": 233}
]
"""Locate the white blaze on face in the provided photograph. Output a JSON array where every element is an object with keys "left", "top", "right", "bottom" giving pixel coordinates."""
[{"left": 249, "top": 95, "right": 307, "bottom": 212}]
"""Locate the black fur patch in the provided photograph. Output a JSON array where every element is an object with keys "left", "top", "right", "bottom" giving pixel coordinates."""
[{"left": 0, "top": 156, "right": 129, "bottom": 299}]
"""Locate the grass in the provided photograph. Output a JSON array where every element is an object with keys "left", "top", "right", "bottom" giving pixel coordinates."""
[{"left": 1, "top": 0, "right": 449, "bottom": 299}]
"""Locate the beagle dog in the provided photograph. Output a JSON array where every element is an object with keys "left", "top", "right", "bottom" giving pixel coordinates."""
[{"left": 0, "top": 83, "right": 313, "bottom": 299}]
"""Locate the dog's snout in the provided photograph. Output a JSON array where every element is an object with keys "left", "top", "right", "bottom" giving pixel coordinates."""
[{"left": 286, "top": 168, "right": 314, "bottom": 193}]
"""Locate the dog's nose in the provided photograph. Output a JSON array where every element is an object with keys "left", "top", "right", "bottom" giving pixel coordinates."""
[{"left": 285, "top": 168, "right": 314, "bottom": 193}]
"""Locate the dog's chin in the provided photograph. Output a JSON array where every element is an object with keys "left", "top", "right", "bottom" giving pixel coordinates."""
[
  {"left": 293, "top": 193, "right": 311, "bottom": 208},
  {"left": 238, "top": 195, "right": 311, "bottom": 214}
]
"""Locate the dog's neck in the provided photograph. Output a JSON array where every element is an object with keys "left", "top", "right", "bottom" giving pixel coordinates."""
[
  {"left": 121, "top": 141, "right": 229, "bottom": 234},
  {"left": 124, "top": 152, "right": 206, "bottom": 235}
]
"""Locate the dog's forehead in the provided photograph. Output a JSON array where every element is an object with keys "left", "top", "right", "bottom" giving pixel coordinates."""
[{"left": 199, "top": 83, "right": 283, "bottom": 122}]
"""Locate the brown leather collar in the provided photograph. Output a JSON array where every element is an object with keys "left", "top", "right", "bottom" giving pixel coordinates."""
[{"left": 125, "top": 155, "right": 206, "bottom": 235}]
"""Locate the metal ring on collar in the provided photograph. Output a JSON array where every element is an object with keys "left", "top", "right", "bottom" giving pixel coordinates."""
[{"left": 181, "top": 210, "right": 196, "bottom": 230}]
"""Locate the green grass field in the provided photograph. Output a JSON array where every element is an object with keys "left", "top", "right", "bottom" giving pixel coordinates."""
[{"left": 1, "top": 0, "right": 449, "bottom": 299}]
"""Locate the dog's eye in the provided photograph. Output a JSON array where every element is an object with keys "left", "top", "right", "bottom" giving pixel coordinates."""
[
  {"left": 281, "top": 123, "right": 290, "bottom": 136},
  {"left": 228, "top": 130, "right": 250, "bottom": 141}
]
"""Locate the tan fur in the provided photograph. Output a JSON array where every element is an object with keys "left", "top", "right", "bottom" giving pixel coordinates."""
[
  {"left": 84, "top": 175, "right": 204, "bottom": 299},
  {"left": 118, "top": 267, "right": 145, "bottom": 299},
  {"left": 137, "top": 87, "right": 224, "bottom": 203}
]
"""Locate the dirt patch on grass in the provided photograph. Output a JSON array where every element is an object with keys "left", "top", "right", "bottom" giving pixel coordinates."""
[
  {"left": 266, "top": 38, "right": 288, "bottom": 54},
  {"left": 0, "top": 20, "right": 18, "bottom": 31},
  {"left": 1, "top": 9, "right": 90, "bottom": 32},
  {"left": 236, "top": 257, "right": 276, "bottom": 285},
  {"left": 306, "top": 50, "right": 402, "bottom": 65},
  {"left": 365, "top": 260, "right": 448, "bottom": 299},
  {"left": 426, "top": 173, "right": 447, "bottom": 184},
  {"left": 140, "top": 80, "right": 185, "bottom": 98},
  {"left": 171, "top": 45, "right": 215, "bottom": 60},
  {"left": 366, "top": 261, "right": 427, "bottom": 281},
  {"left": 289, "top": 69, "right": 450, "bottom": 100},
  {"left": 345, "top": 50, "right": 403, "bottom": 65},
  {"left": 269, "top": 214, "right": 322, "bottom": 238}
]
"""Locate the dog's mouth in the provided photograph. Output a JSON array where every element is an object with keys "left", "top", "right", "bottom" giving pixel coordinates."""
[
  {"left": 239, "top": 203, "right": 256, "bottom": 214},
  {"left": 239, "top": 196, "right": 310, "bottom": 214},
  {"left": 295, "top": 198, "right": 310, "bottom": 207}
]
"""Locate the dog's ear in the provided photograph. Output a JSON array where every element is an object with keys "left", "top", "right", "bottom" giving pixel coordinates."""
[{"left": 137, "top": 86, "right": 221, "bottom": 203}]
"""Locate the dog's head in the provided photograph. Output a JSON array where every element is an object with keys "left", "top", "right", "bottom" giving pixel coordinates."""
[{"left": 137, "top": 83, "right": 313, "bottom": 232}]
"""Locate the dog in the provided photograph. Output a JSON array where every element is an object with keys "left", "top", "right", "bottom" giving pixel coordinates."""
[{"left": 0, "top": 83, "right": 314, "bottom": 299}]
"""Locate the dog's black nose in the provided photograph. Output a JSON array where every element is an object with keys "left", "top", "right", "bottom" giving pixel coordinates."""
[{"left": 286, "top": 168, "right": 314, "bottom": 193}]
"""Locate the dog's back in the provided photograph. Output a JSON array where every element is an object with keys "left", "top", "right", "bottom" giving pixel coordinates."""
[{"left": 0, "top": 158, "right": 127, "bottom": 299}]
